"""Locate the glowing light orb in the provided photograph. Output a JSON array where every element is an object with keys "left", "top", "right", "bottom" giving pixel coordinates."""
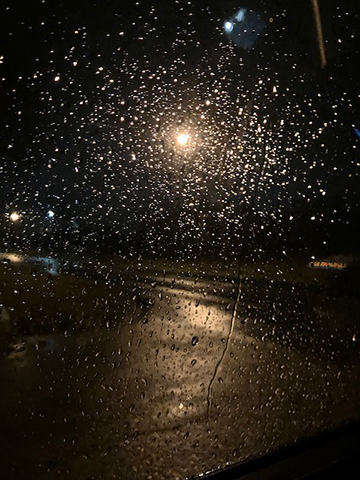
[
  {"left": 48, "top": 210, "right": 55, "bottom": 218},
  {"left": 224, "top": 21, "right": 234, "bottom": 32},
  {"left": 10, "top": 212, "right": 20, "bottom": 222},
  {"left": 177, "top": 134, "right": 189, "bottom": 146}
]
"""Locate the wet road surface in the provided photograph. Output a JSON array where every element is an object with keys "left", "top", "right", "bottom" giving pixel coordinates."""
[{"left": 0, "top": 257, "right": 360, "bottom": 479}]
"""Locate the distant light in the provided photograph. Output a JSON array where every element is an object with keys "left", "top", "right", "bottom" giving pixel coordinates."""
[
  {"left": 235, "top": 8, "right": 246, "bottom": 22},
  {"left": 47, "top": 210, "right": 55, "bottom": 218},
  {"left": 10, "top": 212, "right": 20, "bottom": 222},
  {"left": 224, "top": 21, "right": 234, "bottom": 33},
  {"left": 309, "top": 260, "right": 347, "bottom": 270},
  {"left": 54, "top": 75, "right": 60, "bottom": 82},
  {"left": 177, "top": 134, "right": 189, "bottom": 146}
]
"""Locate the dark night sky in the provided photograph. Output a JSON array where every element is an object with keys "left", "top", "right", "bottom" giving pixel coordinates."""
[{"left": 0, "top": 0, "right": 359, "bottom": 236}]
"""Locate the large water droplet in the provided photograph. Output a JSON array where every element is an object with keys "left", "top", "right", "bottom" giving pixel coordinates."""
[{"left": 192, "top": 336, "right": 199, "bottom": 346}]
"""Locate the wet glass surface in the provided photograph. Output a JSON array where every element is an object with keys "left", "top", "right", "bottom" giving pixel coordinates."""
[{"left": 0, "top": 1, "right": 360, "bottom": 478}]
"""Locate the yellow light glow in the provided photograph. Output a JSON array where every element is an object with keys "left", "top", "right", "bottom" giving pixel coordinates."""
[
  {"left": 10, "top": 212, "right": 21, "bottom": 222},
  {"left": 0, "top": 253, "right": 24, "bottom": 263},
  {"left": 177, "top": 134, "right": 189, "bottom": 146}
]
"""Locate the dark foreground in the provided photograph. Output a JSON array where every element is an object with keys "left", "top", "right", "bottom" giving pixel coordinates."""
[{"left": 0, "top": 254, "right": 360, "bottom": 479}]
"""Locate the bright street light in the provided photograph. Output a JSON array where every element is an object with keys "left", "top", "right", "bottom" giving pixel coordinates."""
[
  {"left": 9, "top": 212, "right": 21, "bottom": 222},
  {"left": 177, "top": 134, "right": 189, "bottom": 146},
  {"left": 224, "top": 21, "right": 234, "bottom": 33}
]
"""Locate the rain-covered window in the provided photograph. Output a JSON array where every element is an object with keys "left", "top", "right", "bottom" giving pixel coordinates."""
[{"left": 0, "top": 1, "right": 359, "bottom": 478}]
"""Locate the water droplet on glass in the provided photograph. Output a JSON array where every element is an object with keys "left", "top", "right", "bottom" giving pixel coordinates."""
[{"left": 192, "top": 336, "right": 199, "bottom": 346}]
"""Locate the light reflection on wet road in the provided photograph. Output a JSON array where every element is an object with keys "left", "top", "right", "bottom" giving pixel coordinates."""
[
  {"left": 0, "top": 259, "right": 360, "bottom": 479},
  {"left": 0, "top": 252, "right": 60, "bottom": 275}
]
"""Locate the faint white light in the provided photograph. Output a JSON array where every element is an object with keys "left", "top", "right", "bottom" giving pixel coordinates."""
[
  {"left": 177, "top": 134, "right": 189, "bottom": 146},
  {"left": 47, "top": 210, "right": 55, "bottom": 218},
  {"left": 235, "top": 9, "right": 246, "bottom": 22},
  {"left": 10, "top": 212, "right": 20, "bottom": 222},
  {"left": 54, "top": 75, "right": 60, "bottom": 82},
  {"left": 224, "top": 21, "right": 234, "bottom": 32}
]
